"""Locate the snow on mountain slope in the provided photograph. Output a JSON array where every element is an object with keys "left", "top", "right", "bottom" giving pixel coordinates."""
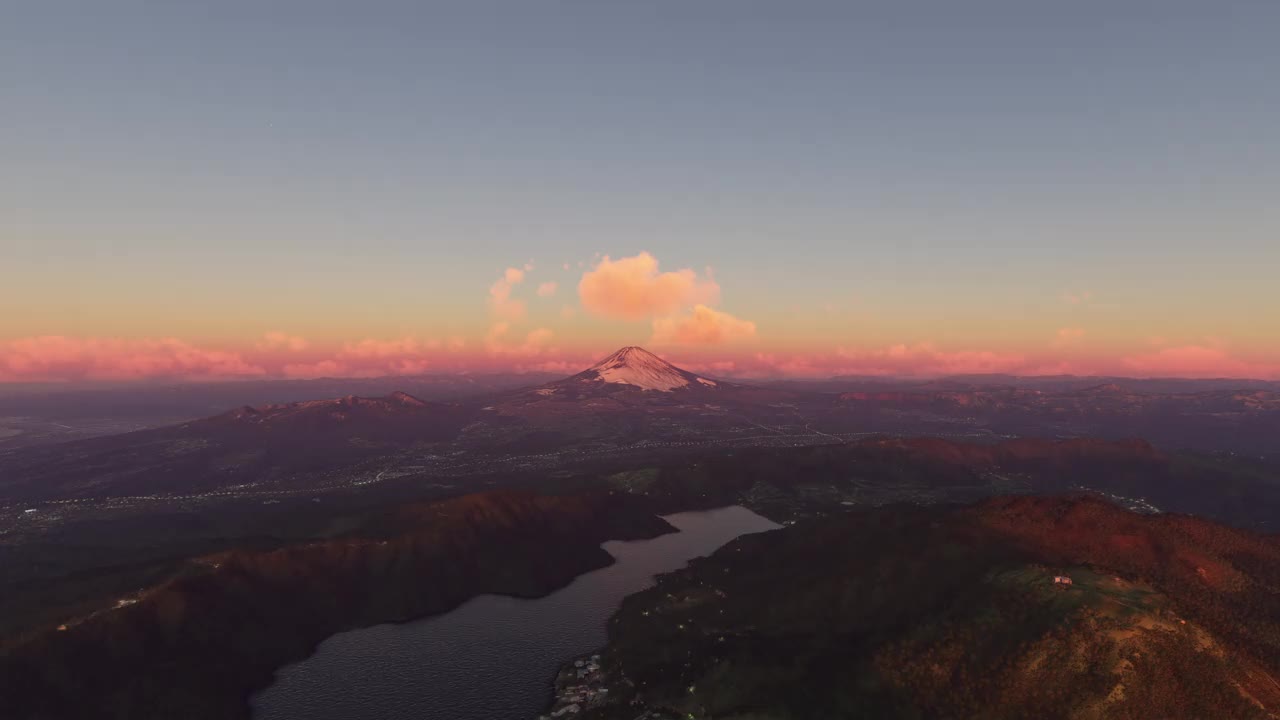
[{"left": 576, "top": 346, "right": 709, "bottom": 392}]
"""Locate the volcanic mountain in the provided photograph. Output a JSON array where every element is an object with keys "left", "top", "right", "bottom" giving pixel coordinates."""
[
  {"left": 563, "top": 346, "right": 726, "bottom": 392},
  {"left": 500, "top": 346, "right": 758, "bottom": 407},
  {"left": 471, "top": 346, "right": 802, "bottom": 451}
]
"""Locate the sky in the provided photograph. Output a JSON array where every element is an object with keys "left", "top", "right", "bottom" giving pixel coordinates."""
[{"left": 2, "top": 1, "right": 1278, "bottom": 381}]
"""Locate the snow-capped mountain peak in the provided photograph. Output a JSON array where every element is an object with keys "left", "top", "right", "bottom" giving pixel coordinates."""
[{"left": 580, "top": 346, "right": 700, "bottom": 392}]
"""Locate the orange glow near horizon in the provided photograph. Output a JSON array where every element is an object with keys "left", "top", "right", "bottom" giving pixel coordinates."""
[
  {"left": 3, "top": 250, "right": 1277, "bottom": 384},
  {"left": 3, "top": 335, "right": 1277, "bottom": 383}
]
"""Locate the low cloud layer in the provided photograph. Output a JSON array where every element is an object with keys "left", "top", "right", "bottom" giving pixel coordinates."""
[
  {"left": 671, "top": 344, "right": 1032, "bottom": 380},
  {"left": 1121, "top": 345, "right": 1280, "bottom": 379},
  {"left": 0, "top": 336, "right": 265, "bottom": 382},
  {"left": 281, "top": 336, "right": 472, "bottom": 379},
  {"left": 3, "top": 263, "right": 1276, "bottom": 386},
  {"left": 1051, "top": 327, "right": 1086, "bottom": 348},
  {"left": 835, "top": 344, "right": 1029, "bottom": 376},
  {"left": 2, "top": 334, "right": 1276, "bottom": 382},
  {"left": 257, "top": 332, "right": 309, "bottom": 352}
]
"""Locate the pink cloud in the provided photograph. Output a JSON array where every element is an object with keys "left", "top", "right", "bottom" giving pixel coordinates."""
[
  {"left": 1063, "top": 290, "right": 1093, "bottom": 305},
  {"left": 723, "top": 344, "right": 1030, "bottom": 379},
  {"left": 679, "top": 359, "right": 739, "bottom": 376},
  {"left": 484, "top": 322, "right": 512, "bottom": 347},
  {"left": 537, "top": 281, "right": 558, "bottom": 298},
  {"left": 0, "top": 336, "right": 265, "bottom": 382},
  {"left": 578, "top": 252, "right": 719, "bottom": 320},
  {"left": 489, "top": 267, "right": 528, "bottom": 321},
  {"left": 650, "top": 305, "right": 757, "bottom": 346},
  {"left": 1051, "top": 327, "right": 1086, "bottom": 348},
  {"left": 260, "top": 339, "right": 1280, "bottom": 382},
  {"left": 524, "top": 327, "right": 553, "bottom": 348},
  {"left": 484, "top": 323, "right": 555, "bottom": 356},
  {"left": 5, "top": 331, "right": 1274, "bottom": 384},
  {"left": 342, "top": 337, "right": 428, "bottom": 359},
  {"left": 1120, "top": 345, "right": 1280, "bottom": 379},
  {"left": 257, "top": 331, "right": 309, "bottom": 352},
  {"left": 836, "top": 344, "right": 1028, "bottom": 376},
  {"left": 280, "top": 337, "right": 445, "bottom": 379},
  {"left": 514, "top": 359, "right": 575, "bottom": 373},
  {"left": 1019, "top": 360, "right": 1083, "bottom": 375},
  {"left": 749, "top": 353, "right": 825, "bottom": 377},
  {"left": 281, "top": 359, "right": 346, "bottom": 379}
]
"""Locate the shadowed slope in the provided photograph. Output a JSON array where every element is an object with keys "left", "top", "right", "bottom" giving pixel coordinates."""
[
  {"left": 583, "top": 496, "right": 1280, "bottom": 719},
  {"left": 0, "top": 491, "right": 673, "bottom": 720}
]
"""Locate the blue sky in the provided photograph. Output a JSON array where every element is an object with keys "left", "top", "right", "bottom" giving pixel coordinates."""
[{"left": 2, "top": 1, "right": 1277, "bottom": 379}]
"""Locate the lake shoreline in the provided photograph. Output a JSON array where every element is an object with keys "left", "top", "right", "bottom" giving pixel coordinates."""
[
  {"left": 1, "top": 491, "right": 676, "bottom": 720},
  {"left": 254, "top": 505, "right": 780, "bottom": 720}
]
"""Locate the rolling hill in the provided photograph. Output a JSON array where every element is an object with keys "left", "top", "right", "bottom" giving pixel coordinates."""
[{"left": 572, "top": 496, "right": 1280, "bottom": 719}]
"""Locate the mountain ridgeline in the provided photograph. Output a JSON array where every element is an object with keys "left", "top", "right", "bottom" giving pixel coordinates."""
[
  {"left": 582, "top": 496, "right": 1280, "bottom": 719},
  {"left": 0, "top": 491, "right": 674, "bottom": 720},
  {"left": 607, "top": 436, "right": 1280, "bottom": 532},
  {"left": 2, "top": 346, "right": 1277, "bottom": 508},
  {"left": 1, "top": 347, "right": 1279, "bottom": 720}
]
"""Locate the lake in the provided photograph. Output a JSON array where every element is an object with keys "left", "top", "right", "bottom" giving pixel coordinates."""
[{"left": 252, "top": 505, "right": 778, "bottom": 720}]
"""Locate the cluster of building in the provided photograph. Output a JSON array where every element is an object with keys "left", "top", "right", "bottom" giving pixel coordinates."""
[{"left": 540, "top": 654, "right": 611, "bottom": 718}]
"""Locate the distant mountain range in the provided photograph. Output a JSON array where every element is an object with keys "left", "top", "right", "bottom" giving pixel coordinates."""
[
  {"left": 3, "top": 356, "right": 1275, "bottom": 428},
  {"left": 0, "top": 372, "right": 561, "bottom": 421},
  {"left": 1, "top": 346, "right": 1277, "bottom": 509},
  {"left": 766, "top": 374, "right": 1280, "bottom": 394},
  {"left": 1, "top": 341, "right": 1278, "bottom": 720}
]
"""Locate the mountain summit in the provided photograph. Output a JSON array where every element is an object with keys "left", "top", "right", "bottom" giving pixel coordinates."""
[{"left": 571, "top": 346, "right": 719, "bottom": 392}]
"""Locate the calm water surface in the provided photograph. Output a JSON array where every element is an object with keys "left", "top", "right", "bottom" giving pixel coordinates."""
[{"left": 252, "top": 505, "right": 778, "bottom": 720}]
